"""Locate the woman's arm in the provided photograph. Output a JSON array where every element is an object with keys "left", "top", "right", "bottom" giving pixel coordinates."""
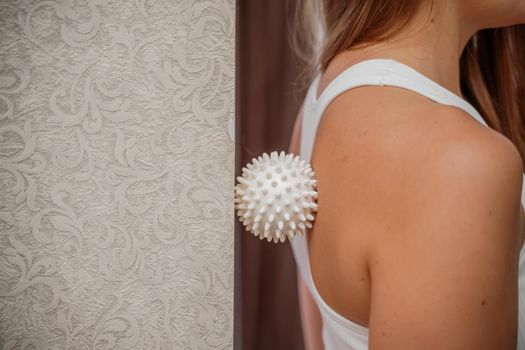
[
  {"left": 298, "top": 272, "right": 324, "bottom": 350},
  {"left": 366, "top": 109, "right": 524, "bottom": 349},
  {"left": 289, "top": 104, "right": 324, "bottom": 350}
]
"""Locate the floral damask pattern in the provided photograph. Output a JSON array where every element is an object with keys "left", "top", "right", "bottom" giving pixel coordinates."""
[{"left": 0, "top": 0, "right": 234, "bottom": 348}]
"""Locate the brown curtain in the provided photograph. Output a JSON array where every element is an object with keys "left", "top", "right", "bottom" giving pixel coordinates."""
[{"left": 235, "top": 0, "right": 309, "bottom": 349}]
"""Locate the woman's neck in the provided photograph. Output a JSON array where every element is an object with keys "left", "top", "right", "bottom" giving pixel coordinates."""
[{"left": 334, "top": 1, "right": 478, "bottom": 97}]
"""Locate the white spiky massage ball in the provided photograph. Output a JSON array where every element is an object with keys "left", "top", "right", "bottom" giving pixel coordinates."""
[{"left": 234, "top": 151, "right": 318, "bottom": 243}]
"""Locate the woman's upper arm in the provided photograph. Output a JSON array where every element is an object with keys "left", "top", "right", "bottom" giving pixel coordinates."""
[
  {"left": 368, "top": 126, "right": 524, "bottom": 349},
  {"left": 297, "top": 271, "right": 324, "bottom": 350}
]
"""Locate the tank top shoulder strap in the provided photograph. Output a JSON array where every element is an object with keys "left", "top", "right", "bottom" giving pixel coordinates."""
[{"left": 300, "top": 58, "right": 488, "bottom": 163}]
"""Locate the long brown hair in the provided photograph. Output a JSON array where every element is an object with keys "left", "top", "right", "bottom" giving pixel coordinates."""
[{"left": 290, "top": 0, "right": 525, "bottom": 168}]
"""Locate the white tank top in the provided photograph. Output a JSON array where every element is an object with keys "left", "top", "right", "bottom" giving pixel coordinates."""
[{"left": 289, "top": 58, "right": 525, "bottom": 350}]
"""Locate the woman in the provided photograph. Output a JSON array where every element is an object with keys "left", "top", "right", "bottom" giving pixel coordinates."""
[{"left": 287, "top": 0, "right": 525, "bottom": 349}]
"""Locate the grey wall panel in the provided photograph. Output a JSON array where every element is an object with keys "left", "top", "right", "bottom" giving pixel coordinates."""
[{"left": 0, "top": 0, "right": 234, "bottom": 348}]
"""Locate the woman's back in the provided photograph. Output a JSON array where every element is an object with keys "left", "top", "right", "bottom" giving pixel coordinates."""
[{"left": 290, "top": 56, "right": 525, "bottom": 349}]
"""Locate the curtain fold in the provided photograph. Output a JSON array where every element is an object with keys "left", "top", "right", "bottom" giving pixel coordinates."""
[{"left": 236, "top": 0, "right": 308, "bottom": 349}]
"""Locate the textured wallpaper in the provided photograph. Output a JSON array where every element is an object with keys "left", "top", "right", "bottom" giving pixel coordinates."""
[{"left": 0, "top": 0, "right": 234, "bottom": 348}]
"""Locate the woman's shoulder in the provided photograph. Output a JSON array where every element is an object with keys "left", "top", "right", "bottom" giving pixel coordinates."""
[
  {"left": 313, "top": 84, "right": 523, "bottom": 243},
  {"left": 399, "top": 100, "right": 523, "bottom": 174},
  {"left": 317, "top": 84, "right": 523, "bottom": 176}
]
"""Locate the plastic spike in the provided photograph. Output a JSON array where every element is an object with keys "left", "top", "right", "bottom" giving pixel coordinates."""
[{"left": 237, "top": 177, "right": 247, "bottom": 184}]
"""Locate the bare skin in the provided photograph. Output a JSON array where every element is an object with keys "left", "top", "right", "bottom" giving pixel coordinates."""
[{"left": 290, "top": 1, "right": 525, "bottom": 349}]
